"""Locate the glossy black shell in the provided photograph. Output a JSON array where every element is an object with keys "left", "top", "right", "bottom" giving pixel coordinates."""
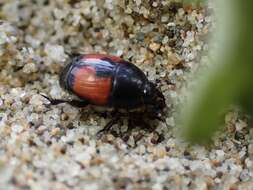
[
  {"left": 110, "top": 61, "right": 151, "bottom": 108},
  {"left": 60, "top": 54, "right": 165, "bottom": 110}
]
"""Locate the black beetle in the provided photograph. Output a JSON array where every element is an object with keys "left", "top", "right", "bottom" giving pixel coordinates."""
[{"left": 42, "top": 54, "right": 166, "bottom": 135}]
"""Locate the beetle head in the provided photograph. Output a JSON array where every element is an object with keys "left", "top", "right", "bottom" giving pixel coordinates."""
[{"left": 143, "top": 82, "right": 166, "bottom": 114}]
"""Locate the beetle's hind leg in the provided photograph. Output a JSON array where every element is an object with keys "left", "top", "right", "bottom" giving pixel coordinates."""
[{"left": 41, "top": 94, "right": 89, "bottom": 108}]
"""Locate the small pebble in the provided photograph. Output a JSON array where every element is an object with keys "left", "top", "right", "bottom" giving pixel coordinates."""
[
  {"left": 11, "top": 124, "right": 23, "bottom": 133},
  {"left": 149, "top": 42, "right": 161, "bottom": 52},
  {"left": 45, "top": 44, "right": 67, "bottom": 62},
  {"left": 0, "top": 98, "right": 3, "bottom": 108}
]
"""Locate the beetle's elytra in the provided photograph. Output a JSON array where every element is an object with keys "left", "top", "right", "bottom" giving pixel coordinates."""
[
  {"left": 42, "top": 53, "right": 166, "bottom": 135},
  {"left": 60, "top": 54, "right": 165, "bottom": 109}
]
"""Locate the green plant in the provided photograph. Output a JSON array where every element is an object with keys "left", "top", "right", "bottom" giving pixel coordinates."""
[
  {"left": 179, "top": 0, "right": 253, "bottom": 143},
  {"left": 182, "top": 0, "right": 207, "bottom": 5}
]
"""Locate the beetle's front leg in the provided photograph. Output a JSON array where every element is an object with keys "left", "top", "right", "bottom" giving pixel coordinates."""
[
  {"left": 41, "top": 94, "right": 89, "bottom": 108},
  {"left": 128, "top": 114, "right": 156, "bottom": 132}
]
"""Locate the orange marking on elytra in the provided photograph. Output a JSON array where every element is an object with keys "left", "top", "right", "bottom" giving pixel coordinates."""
[{"left": 72, "top": 66, "right": 112, "bottom": 105}]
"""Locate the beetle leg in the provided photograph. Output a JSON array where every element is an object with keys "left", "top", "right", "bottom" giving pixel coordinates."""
[
  {"left": 128, "top": 113, "right": 157, "bottom": 132},
  {"left": 146, "top": 106, "right": 166, "bottom": 122},
  {"left": 41, "top": 94, "right": 89, "bottom": 108},
  {"left": 64, "top": 51, "right": 82, "bottom": 58},
  {"left": 148, "top": 112, "right": 165, "bottom": 122},
  {"left": 67, "top": 99, "right": 89, "bottom": 108},
  {"left": 96, "top": 115, "right": 120, "bottom": 138}
]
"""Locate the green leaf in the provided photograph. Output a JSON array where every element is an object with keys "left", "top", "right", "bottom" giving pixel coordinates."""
[{"left": 179, "top": 0, "right": 253, "bottom": 143}]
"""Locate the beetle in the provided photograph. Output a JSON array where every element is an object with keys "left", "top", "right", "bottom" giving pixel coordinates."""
[{"left": 42, "top": 53, "right": 166, "bottom": 135}]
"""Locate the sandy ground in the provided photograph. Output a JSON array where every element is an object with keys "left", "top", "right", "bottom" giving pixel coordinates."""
[{"left": 0, "top": 1, "right": 253, "bottom": 190}]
